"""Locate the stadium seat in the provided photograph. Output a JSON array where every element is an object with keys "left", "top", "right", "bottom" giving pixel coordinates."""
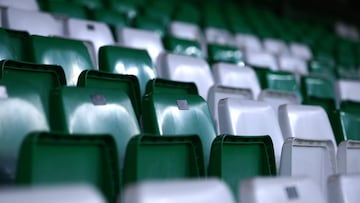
[
  {"left": 156, "top": 53, "right": 214, "bottom": 99},
  {"left": 28, "top": 35, "right": 95, "bottom": 85},
  {"left": 0, "top": 184, "right": 106, "bottom": 203},
  {"left": 217, "top": 98, "right": 284, "bottom": 168},
  {"left": 72, "top": 0, "right": 103, "bottom": 9},
  {"left": 142, "top": 79, "right": 217, "bottom": 165},
  {"left": 337, "top": 79, "right": 360, "bottom": 103},
  {"left": 245, "top": 51, "right": 278, "bottom": 71},
  {"left": 50, "top": 86, "right": 140, "bottom": 165},
  {"left": 337, "top": 140, "right": 360, "bottom": 173},
  {"left": 163, "top": 35, "right": 203, "bottom": 58},
  {"left": 207, "top": 44, "right": 243, "bottom": 65},
  {"left": 44, "top": 1, "right": 87, "bottom": 19},
  {"left": 123, "top": 135, "right": 205, "bottom": 186},
  {"left": 331, "top": 108, "right": 360, "bottom": 144},
  {"left": 133, "top": 15, "right": 166, "bottom": 37},
  {"left": 168, "top": 21, "right": 203, "bottom": 42},
  {"left": 308, "top": 58, "right": 337, "bottom": 79},
  {"left": 278, "top": 55, "right": 308, "bottom": 75},
  {"left": 98, "top": 45, "right": 156, "bottom": 96},
  {"left": 205, "top": 27, "right": 234, "bottom": 45},
  {"left": 263, "top": 38, "right": 289, "bottom": 55},
  {"left": 289, "top": 43, "right": 313, "bottom": 60},
  {"left": 103, "top": 0, "right": 137, "bottom": 20},
  {"left": 0, "top": 0, "right": 39, "bottom": 11},
  {"left": 90, "top": 8, "right": 127, "bottom": 39},
  {"left": 3, "top": 8, "right": 63, "bottom": 36},
  {"left": 328, "top": 174, "right": 360, "bottom": 203},
  {"left": 255, "top": 68, "right": 300, "bottom": 94},
  {"left": 240, "top": 176, "right": 326, "bottom": 203},
  {"left": 0, "top": 28, "right": 29, "bottom": 61},
  {"left": 122, "top": 179, "right": 235, "bottom": 203},
  {"left": 117, "top": 27, "right": 164, "bottom": 64},
  {"left": 235, "top": 33, "right": 263, "bottom": 52},
  {"left": 16, "top": 133, "right": 120, "bottom": 203},
  {"left": 144, "top": 78, "right": 199, "bottom": 96},
  {"left": 209, "top": 135, "right": 276, "bottom": 198},
  {"left": 258, "top": 90, "right": 300, "bottom": 111}
]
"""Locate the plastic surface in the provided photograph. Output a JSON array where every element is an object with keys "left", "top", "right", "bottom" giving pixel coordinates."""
[
  {"left": 16, "top": 133, "right": 119, "bottom": 203},
  {"left": 0, "top": 0, "right": 39, "bottom": 10},
  {"left": 328, "top": 174, "right": 360, "bottom": 203},
  {"left": 263, "top": 38, "right": 289, "bottom": 55},
  {"left": 258, "top": 89, "right": 300, "bottom": 111},
  {"left": 331, "top": 110, "right": 360, "bottom": 143},
  {"left": 278, "top": 55, "right": 308, "bottom": 75},
  {"left": 207, "top": 44, "right": 243, "bottom": 65},
  {"left": 123, "top": 135, "right": 205, "bottom": 186},
  {"left": 337, "top": 79, "right": 360, "bottom": 102},
  {"left": 235, "top": 33, "right": 262, "bottom": 52},
  {"left": 163, "top": 36, "right": 203, "bottom": 58},
  {"left": 205, "top": 27, "right": 233, "bottom": 45},
  {"left": 245, "top": 50, "right": 278, "bottom": 71},
  {"left": 0, "top": 28, "right": 29, "bottom": 61},
  {"left": 208, "top": 135, "right": 276, "bottom": 198},
  {"left": 255, "top": 69, "right": 299, "bottom": 93},
  {"left": 168, "top": 21, "right": 202, "bottom": 41},
  {"left": 337, "top": 140, "right": 360, "bottom": 173},
  {"left": 145, "top": 78, "right": 198, "bottom": 96},
  {"left": 289, "top": 43, "right": 312, "bottom": 60}
]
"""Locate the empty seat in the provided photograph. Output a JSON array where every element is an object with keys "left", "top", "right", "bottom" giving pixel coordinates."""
[
  {"left": 208, "top": 135, "right": 276, "bottom": 197},
  {"left": 44, "top": 1, "right": 87, "bottom": 19},
  {"left": 207, "top": 44, "right": 243, "bottom": 65},
  {"left": 50, "top": 86, "right": 140, "bottom": 165},
  {"left": 0, "top": 184, "right": 106, "bottom": 203},
  {"left": 289, "top": 43, "right": 312, "bottom": 60},
  {"left": 245, "top": 51, "right": 278, "bottom": 71},
  {"left": 218, "top": 98, "right": 284, "bottom": 168},
  {"left": 3, "top": 8, "right": 63, "bottom": 36},
  {"left": 337, "top": 79, "right": 360, "bottom": 103},
  {"left": 205, "top": 27, "right": 233, "bottom": 45},
  {"left": 235, "top": 33, "right": 262, "bottom": 52},
  {"left": 142, "top": 79, "right": 217, "bottom": 165},
  {"left": 331, "top": 109, "right": 360, "bottom": 144},
  {"left": 91, "top": 8, "right": 127, "bottom": 37},
  {"left": 168, "top": 21, "right": 203, "bottom": 42},
  {"left": 163, "top": 35, "right": 203, "bottom": 58},
  {"left": 255, "top": 68, "right": 300, "bottom": 94},
  {"left": 118, "top": 27, "right": 164, "bottom": 64},
  {"left": 0, "top": 0, "right": 39, "bottom": 11},
  {"left": 29, "top": 35, "right": 95, "bottom": 85},
  {"left": 133, "top": 15, "right": 166, "bottom": 37},
  {"left": 278, "top": 55, "right": 308, "bottom": 75},
  {"left": 16, "top": 133, "right": 119, "bottom": 203},
  {"left": 258, "top": 90, "right": 300, "bottom": 111},
  {"left": 338, "top": 140, "right": 360, "bottom": 174},
  {"left": 328, "top": 174, "right": 360, "bottom": 203},
  {"left": 240, "top": 176, "right": 326, "bottom": 203},
  {"left": 123, "top": 135, "right": 205, "bottom": 186},
  {"left": 98, "top": 45, "right": 156, "bottom": 96},
  {"left": 156, "top": 53, "right": 214, "bottom": 99},
  {"left": 263, "top": 38, "right": 289, "bottom": 55},
  {"left": 123, "top": 179, "right": 235, "bottom": 203},
  {"left": 0, "top": 28, "right": 29, "bottom": 61}
]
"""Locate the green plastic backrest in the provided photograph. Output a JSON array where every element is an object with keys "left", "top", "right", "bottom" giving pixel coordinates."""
[
  {"left": 133, "top": 15, "right": 166, "bottom": 37},
  {"left": 331, "top": 109, "right": 360, "bottom": 145},
  {"left": 173, "top": 3, "right": 200, "bottom": 24},
  {"left": 16, "top": 133, "right": 120, "bottom": 203},
  {"left": 142, "top": 89, "right": 216, "bottom": 166},
  {"left": 208, "top": 135, "right": 276, "bottom": 198},
  {"left": 0, "top": 60, "right": 67, "bottom": 120},
  {"left": 45, "top": 1, "right": 87, "bottom": 19},
  {"left": 207, "top": 44, "right": 243, "bottom": 65},
  {"left": 145, "top": 79, "right": 199, "bottom": 96},
  {"left": 123, "top": 135, "right": 205, "bottom": 186},
  {"left": 163, "top": 36, "right": 203, "bottom": 58},
  {"left": 265, "top": 70, "right": 299, "bottom": 93},
  {"left": 0, "top": 83, "right": 49, "bottom": 184},
  {"left": 77, "top": 70, "right": 141, "bottom": 118},
  {"left": 0, "top": 28, "right": 29, "bottom": 61},
  {"left": 91, "top": 8, "right": 127, "bottom": 38},
  {"left": 50, "top": 86, "right": 141, "bottom": 166},
  {"left": 99, "top": 46, "right": 156, "bottom": 96},
  {"left": 104, "top": 0, "right": 137, "bottom": 20},
  {"left": 73, "top": 0, "right": 103, "bottom": 9},
  {"left": 29, "top": 35, "right": 94, "bottom": 86}
]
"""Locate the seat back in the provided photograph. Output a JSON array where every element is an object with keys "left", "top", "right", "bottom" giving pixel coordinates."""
[
  {"left": 278, "top": 55, "right": 308, "bottom": 75},
  {"left": 0, "top": 0, "right": 39, "bottom": 10},
  {"left": 0, "top": 28, "right": 29, "bottom": 61},
  {"left": 328, "top": 174, "right": 360, "bottom": 203},
  {"left": 245, "top": 51, "right": 278, "bottom": 71},
  {"left": 337, "top": 79, "right": 360, "bottom": 103},
  {"left": 337, "top": 140, "right": 360, "bottom": 174},
  {"left": 207, "top": 44, "right": 243, "bottom": 65},
  {"left": 258, "top": 90, "right": 300, "bottom": 111},
  {"left": 163, "top": 36, "right": 203, "bottom": 58}
]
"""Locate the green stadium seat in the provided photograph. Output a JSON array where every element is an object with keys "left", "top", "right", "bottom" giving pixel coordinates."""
[
  {"left": 44, "top": 1, "right": 87, "bottom": 19},
  {"left": 16, "top": 133, "right": 120, "bottom": 203},
  {"left": 72, "top": 0, "right": 103, "bottom": 9},
  {"left": 133, "top": 15, "right": 166, "bottom": 37},
  {"left": 308, "top": 58, "right": 337, "bottom": 79},
  {"left": 123, "top": 135, "right": 205, "bottom": 186},
  {"left": 98, "top": 45, "right": 156, "bottom": 96},
  {"left": 29, "top": 35, "right": 95, "bottom": 86},
  {"left": 207, "top": 44, "right": 243, "bottom": 65},
  {"left": 50, "top": 86, "right": 141, "bottom": 165},
  {"left": 331, "top": 108, "right": 360, "bottom": 144},
  {"left": 0, "top": 28, "right": 29, "bottom": 61},
  {"left": 104, "top": 0, "right": 137, "bottom": 20},
  {"left": 90, "top": 8, "right": 127, "bottom": 39},
  {"left": 163, "top": 35, "right": 203, "bottom": 58}
]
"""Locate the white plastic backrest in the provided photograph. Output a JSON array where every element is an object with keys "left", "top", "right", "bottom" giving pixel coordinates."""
[
  {"left": 4, "top": 8, "right": 64, "bottom": 36},
  {"left": 205, "top": 27, "right": 234, "bottom": 45},
  {"left": 328, "top": 174, "right": 360, "bottom": 203},
  {"left": 65, "top": 18, "right": 114, "bottom": 59},
  {"left": 0, "top": 0, "right": 39, "bottom": 11},
  {"left": 208, "top": 85, "right": 253, "bottom": 133},
  {"left": 240, "top": 176, "right": 326, "bottom": 203},
  {"left": 278, "top": 55, "right": 308, "bottom": 75},
  {"left": 289, "top": 43, "right": 312, "bottom": 60},
  {"left": 263, "top": 38, "right": 289, "bottom": 55},
  {"left": 122, "top": 179, "right": 236, "bottom": 203},
  {"left": 245, "top": 50, "right": 278, "bottom": 70},
  {"left": 156, "top": 53, "right": 214, "bottom": 99},
  {"left": 337, "top": 140, "right": 360, "bottom": 174},
  {"left": 258, "top": 90, "right": 300, "bottom": 111},
  {"left": 218, "top": 98, "right": 284, "bottom": 168},
  {"left": 337, "top": 79, "right": 360, "bottom": 102},
  {"left": 168, "top": 21, "right": 203, "bottom": 41},
  {"left": 278, "top": 104, "right": 336, "bottom": 147},
  {"left": 235, "top": 33, "right": 262, "bottom": 52},
  {"left": 0, "top": 85, "right": 8, "bottom": 99},
  {"left": 280, "top": 137, "right": 337, "bottom": 195},
  {"left": 0, "top": 184, "right": 106, "bottom": 203},
  {"left": 212, "top": 63, "right": 261, "bottom": 98},
  {"left": 118, "top": 27, "right": 164, "bottom": 64}
]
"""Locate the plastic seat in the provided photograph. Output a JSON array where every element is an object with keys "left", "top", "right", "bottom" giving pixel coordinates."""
[
  {"left": 208, "top": 135, "right": 276, "bottom": 197},
  {"left": 289, "top": 43, "right": 312, "bottom": 60},
  {"left": 16, "top": 133, "right": 119, "bottom": 203},
  {"left": 235, "top": 33, "right": 262, "bottom": 52},
  {"left": 50, "top": 86, "right": 140, "bottom": 165},
  {"left": 328, "top": 174, "right": 360, "bottom": 203},
  {"left": 245, "top": 51, "right": 278, "bottom": 71},
  {"left": 29, "top": 35, "right": 95, "bottom": 85},
  {"left": 337, "top": 79, "right": 360, "bottom": 103},
  {"left": 77, "top": 70, "right": 141, "bottom": 119},
  {"left": 44, "top": 1, "right": 87, "bottom": 19},
  {"left": 163, "top": 35, "right": 203, "bottom": 58},
  {"left": 255, "top": 68, "right": 300, "bottom": 94},
  {"left": 103, "top": 0, "right": 137, "bottom": 20},
  {"left": 123, "top": 135, "right": 205, "bottom": 186},
  {"left": 133, "top": 15, "right": 166, "bottom": 37},
  {"left": 0, "top": 184, "right": 106, "bottom": 203},
  {"left": 205, "top": 27, "right": 233, "bottom": 45},
  {"left": 72, "top": 0, "right": 103, "bottom": 9},
  {"left": 122, "top": 179, "right": 235, "bottom": 203},
  {"left": 156, "top": 53, "right": 214, "bottom": 99},
  {"left": 338, "top": 140, "right": 360, "bottom": 173},
  {"left": 331, "top": 108, "right": 360, "bottom": 144},
  {"left": 3, "top": 8, "right": 64, "bottom": 36},
  {"left": 263, "top": 38, "right": 289, "bottom": 55},
  {"left": 240, "top": 176, "right": 326, "bottom": 203},
  {"left": 168, "top": 21, "right": 203, "bottom": 42},
  {"left": 0, "top": 0, "right": 39, "bottom": 10},
  {"left": 217, "top": 98, "right": 284, "bottom": 168},
  {"left": 0, "top": 28, "right": 29, "bottom": 61},
  {"left": 258, "top": 90, "right": 300, "bottom": 111},
  {"left": 117, "top": 27, "right": 164, "bottom": 64},
  {"left": 308, "top": 58, "right": 337, "bottom": 79},
  {"left": 142, "top": 79, "right": 217, "bottom": 165},
  {"left": 278, "top": 55, "right": 308, "bottom": 75},
  {"left": 207, "top": 44, "right": 243, "bottom": 65},
  {"left": 98, "top": 45, "right": 156, "bottom": 96},
  {"left": 90, "top": 8, "right": 127, "bottom": 38},
  {"left": 280, "top": 138, "right": 337, "bottom": 194}
]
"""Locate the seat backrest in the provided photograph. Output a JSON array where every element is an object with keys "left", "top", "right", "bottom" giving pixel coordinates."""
[
  {"left": 235, "top": 33, "right": 262, "bottom": 52},
  {"left": 331, "top": 109, "right": 360, "bottom": 144},
  {"left": 156, "top": 53, "right": 214, "bottom": 99},
  {"left": 168, "top": 21, "right": 203, "bottom": 42},
  {"left": 3, "top": 8, "right": 63, "bottom": 36},
  {"left": 255, "top": 68, "right": 300, "bottom": 94},
  {"left": 337, "top": 79, "right": 360, "bottom": 103},
  {"left": 163, "top": 36, "right": 203, "bottom": 58},
  {"left": 263, "top": 38, "right": 289, "bottom": 55},
  {"left": 98, "top": 45, "right": 156, "bottom": 96},
  {"left": 240, "top": 176, "right": 326, "bottom": 203},
  {"left": 217, "top": 98, "right": 284, "bottom": 168},
  {"left": 278, "top": 55, "right": 308, "bottom": 75},
  {"left": 245, "top": 50, "right": 278, "bottom": 71},
  {"left": 337, "top": 140, "right": 360, "bottom": 174},
  {"left": 258, "top": 90, "right": 300, "bottom": 111},
  {"left": 0, "top": 28, "right": 29, "bottom": 61},
  {"left": 44, "top": 1, "right": 87, "bottom": 19},
  {"left": 123, "top": 135, "right": 205, "bottom": 186},
  {"left": 0, "top": 0, "right": 39, "bottom": 10},
  {"left": 328, "top": 174, "right": 360, "bottom": 203},
  {"left": 122, "top": 179, "right": 235, "bottom": 203},
  {"left": 289, "top": 43, "right": 313, "bottom": 60},
  {"left": 205, "top": 27, "right": 233, "bottom": 45},
  {"left": 16, "top": 133, "right": 119, "bottom": 203},
  {"left": 207, "top": 44, "right": 243, "bottom": 65},
  {"left": 29, "top": 35, "right": 94, "bottom": 85}
]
